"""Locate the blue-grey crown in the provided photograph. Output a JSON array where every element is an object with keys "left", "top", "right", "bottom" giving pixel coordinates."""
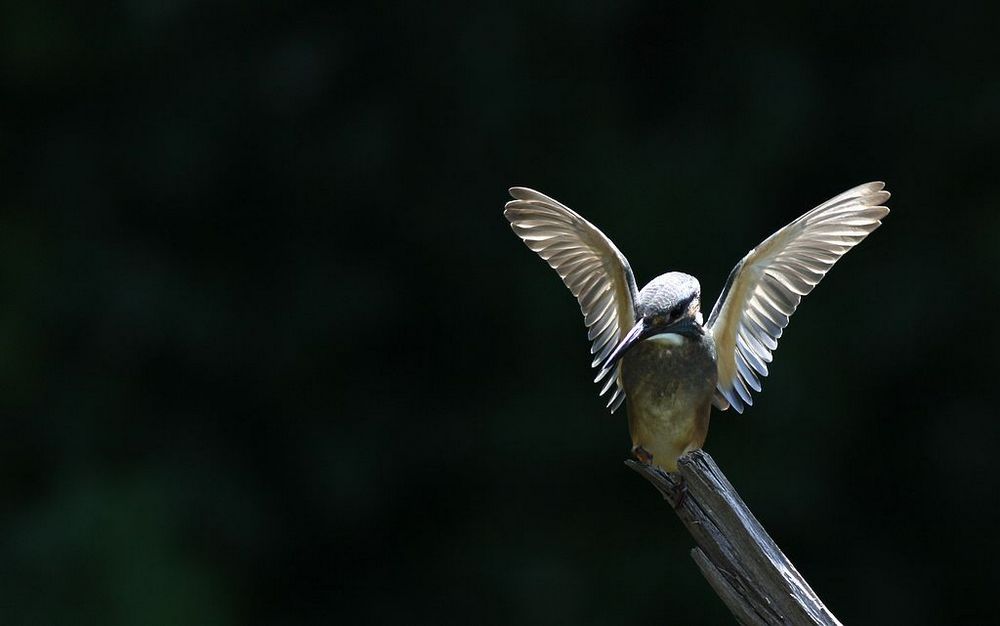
[{"left": 635, "top": 272, "right": 701, "bottom": 318}]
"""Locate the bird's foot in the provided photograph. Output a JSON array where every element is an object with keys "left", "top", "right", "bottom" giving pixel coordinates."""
[
  {"left": 631, "top": 445, "right": 653, "bottom": 465},
  {"left": 631, "top": 445, "right": 686, "bottom": 506}
]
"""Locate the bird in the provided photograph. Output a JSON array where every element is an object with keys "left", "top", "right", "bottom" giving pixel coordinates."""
[{"left": 504, "top": 182, "right": 890, "bottom": 472}]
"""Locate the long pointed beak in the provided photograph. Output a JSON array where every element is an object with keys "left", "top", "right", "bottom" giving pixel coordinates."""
[{"left": 599, "top": 318, "right": 653, "bottom": 371}]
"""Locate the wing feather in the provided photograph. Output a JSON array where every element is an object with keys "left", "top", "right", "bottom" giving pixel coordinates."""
[
  {"left": 707, "top": 182, "right": 890, "bottom": 413},
  {"left": 505, "top": 187, "right": 639, "bottom": 412}
]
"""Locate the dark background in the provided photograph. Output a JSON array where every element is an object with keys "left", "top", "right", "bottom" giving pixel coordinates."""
[{"left": 4, "top": 2, "right": 1000, "bottom": 624}]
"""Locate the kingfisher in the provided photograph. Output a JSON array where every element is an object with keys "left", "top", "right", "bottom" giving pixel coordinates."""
[{"left": 504, "top": 183, "right": 890, "bottom": 472}]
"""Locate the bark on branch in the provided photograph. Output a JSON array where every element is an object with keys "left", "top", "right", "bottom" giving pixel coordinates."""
[{"left": 626, "top": 450, "right": 842, "bottom": 625}]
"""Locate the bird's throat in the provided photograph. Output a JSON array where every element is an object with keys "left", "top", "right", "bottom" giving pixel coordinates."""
[{"left": 647, "top": 332, "right": 686, "bottom": 347}]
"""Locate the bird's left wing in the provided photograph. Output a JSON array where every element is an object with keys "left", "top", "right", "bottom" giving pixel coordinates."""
[
  {"left": 504, "top": 187, "right": 639, "bottom": 412},
  {"left": 707, "top": 182, "right": 890, "bottom": 413}
]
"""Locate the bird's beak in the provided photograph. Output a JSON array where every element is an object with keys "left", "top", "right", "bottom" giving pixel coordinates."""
[{"left": 600, "top": 318, "right": 654, "bottom": 371}]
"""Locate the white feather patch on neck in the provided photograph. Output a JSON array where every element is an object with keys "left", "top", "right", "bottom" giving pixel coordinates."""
[{"left": 647, "top": 332, "right": 685, "bottom": 347}]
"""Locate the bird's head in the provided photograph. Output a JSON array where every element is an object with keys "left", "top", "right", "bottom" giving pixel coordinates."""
[{"left": 600, "top": 272, "right": 704, "bottom": 370}]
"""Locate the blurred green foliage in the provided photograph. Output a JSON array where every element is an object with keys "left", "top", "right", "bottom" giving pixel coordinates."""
[{"left": 3, "top": 1, "right": 1000, "bottom": 624}]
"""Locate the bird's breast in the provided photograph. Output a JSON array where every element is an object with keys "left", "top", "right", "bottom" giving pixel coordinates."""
[
  {"left": 620, "top": 333, "right": 717, "bottom": 399},
  {"left": 620, "top": 333, "right": 718, "bottom": 471}
]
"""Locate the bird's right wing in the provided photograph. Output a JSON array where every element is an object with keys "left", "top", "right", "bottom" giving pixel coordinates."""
[{"left": 504, "top": 188, "right": 639, "bottom": 412}]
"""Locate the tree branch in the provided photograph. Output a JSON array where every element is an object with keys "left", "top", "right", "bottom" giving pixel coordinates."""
[{"left": 626, "top": 450, "right": 842, "bottom": 625}]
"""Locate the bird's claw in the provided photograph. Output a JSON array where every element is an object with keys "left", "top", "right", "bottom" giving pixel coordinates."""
[{"left": 631, "top": 445, "right": 653, "bottom": 465}]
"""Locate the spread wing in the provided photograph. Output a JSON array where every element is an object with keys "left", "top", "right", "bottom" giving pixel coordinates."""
[
  {"left": 504, "top": 187, "right": 639, "bottom": 412},
  {"left": 707, "top": 182, "right": 890, "bottom": 413}
]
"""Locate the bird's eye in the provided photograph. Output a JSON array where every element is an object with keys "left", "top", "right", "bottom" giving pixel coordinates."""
[{"left": 671, "top": 304, "right": 684, "bottom": 318}]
